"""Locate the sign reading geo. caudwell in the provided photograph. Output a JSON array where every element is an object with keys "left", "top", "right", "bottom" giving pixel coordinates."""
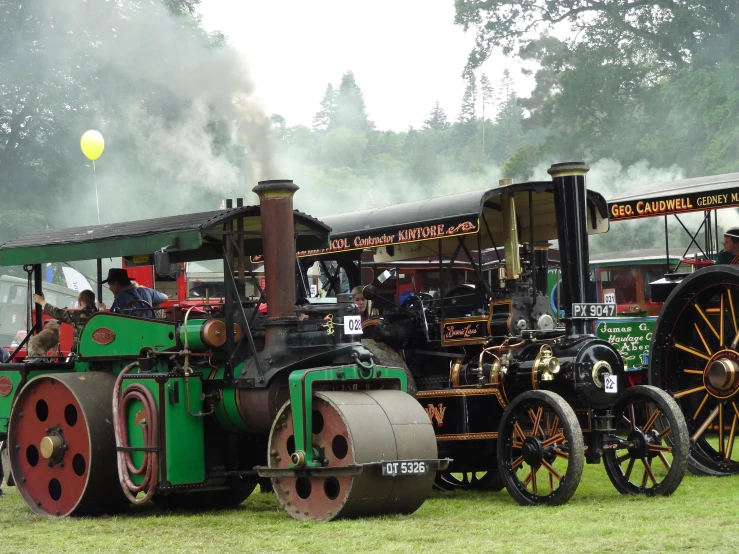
[{"left": 595, "top": 318, "right": 655, "bottom": 371}]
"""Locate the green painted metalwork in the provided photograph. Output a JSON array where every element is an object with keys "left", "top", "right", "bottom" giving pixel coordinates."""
[
  {"left": 288, "top": 364, "right": 407, "bottom": 467},
  {"left": 595, "top": 317, "right": 655, "bottom": 371},
  {"left": 178, "top": 319, "right": 208, "bottom": 351},
  {"left": 0, "top": 231, "right": 203, "bottom": 267},
  {"left": 0, "top": 366, "right": 85, "bottom": 434},
  {"left": 78, "top": 313, "right": 177, "bottom": 358},
  {"left": 123, "top": 374, "right": 206, "bottom": 486}
]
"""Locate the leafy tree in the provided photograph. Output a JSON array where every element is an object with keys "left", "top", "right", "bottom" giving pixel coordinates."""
[
  {"left": 423, "top": 102, "right": 450, "bottom": 131},
  {"left": 312, "top": 84, "right": 337, "bottom": 132},
  {"left": 454, "top": 0, "right": 737, "bottom": 74},
  {"left": 332, "top": 72, "right": 374, "bottom": 134}
]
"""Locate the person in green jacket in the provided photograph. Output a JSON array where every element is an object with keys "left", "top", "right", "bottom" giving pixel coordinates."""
[
  {"left": 717, "top": 229, "right": 739, "bottom": 264},
  {"left": 32, "top": 289, "right": 99, "bottom": 348}
]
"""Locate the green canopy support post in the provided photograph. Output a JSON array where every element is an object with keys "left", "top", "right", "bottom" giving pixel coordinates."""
[
  {"left": 96, "top": 258, "right": 103, "bottom": 305},
  {"left": 33, "top": 263, "right": 42, "bottom": 334}
]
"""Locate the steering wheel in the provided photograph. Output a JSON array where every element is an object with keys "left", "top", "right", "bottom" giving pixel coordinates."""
[{"left": 120, "top": 299, "right": 154, "bottom": 317}]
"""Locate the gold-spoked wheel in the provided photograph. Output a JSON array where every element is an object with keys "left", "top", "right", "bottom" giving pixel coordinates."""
[
  {"left": 650, "top": 267, "right": 739, "bottom": 475},
  {"left": 496, "top": 390, "right": 584, "bottom": 506},
  {"left": 603, "top": 385, "right": 689, "bottom": 495}
]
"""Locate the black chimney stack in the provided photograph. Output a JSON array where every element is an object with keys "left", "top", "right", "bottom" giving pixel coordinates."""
[{"left": 548, "top": 162, "right": 591, "bottom": 335}]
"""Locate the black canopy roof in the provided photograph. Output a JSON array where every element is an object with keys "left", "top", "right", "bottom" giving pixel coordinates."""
[
  {"left": 0, "top": 206, "right": 330, "bottom": 266},
  {"left": 608, "top": 171, "right": 739, "bottom": 221},
  {"left": 301, "top": 181, "right": 609, "bottom": 261}
]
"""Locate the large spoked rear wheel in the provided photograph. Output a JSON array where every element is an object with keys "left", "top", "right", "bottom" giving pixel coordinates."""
[
  {"left": 268, "top": 390, "right": 437, "bottom": 521},
  {"left": 433, "top": 469, "right": 505, "bottom": 492},
  {"left": 603, "top": 385, "right": 689, "bottom": 495},
  {"left": 497, "top": 390, "right": 584, "bottom": 506},
  {"left": 8, "top": 373, "right": 128, "bottom": 516},
  {"left": 650, "top": 266, "right": 739, "bottom": 475}
]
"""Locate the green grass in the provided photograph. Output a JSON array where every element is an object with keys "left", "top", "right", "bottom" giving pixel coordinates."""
[{"left": 1, "top": 465, "right": 738, "bottom": 554}]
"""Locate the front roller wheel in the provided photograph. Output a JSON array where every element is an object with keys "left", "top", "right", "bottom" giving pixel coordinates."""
[
  {"left": 268, "top": 390, "right": 437, "bottom": 521},
  {"left": 497, "top": 390, "right": 584, "bottom": 506},
  {"left": 8, "top": 373, "right": 128, "bottom": 516},
  {"left": 603, "top": 385, "right": 689, "bottom": 496}
]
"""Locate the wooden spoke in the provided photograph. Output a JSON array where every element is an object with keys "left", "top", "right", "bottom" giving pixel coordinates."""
[
  {"left": 641, "top": 458, "right": 658, "bottom": 485},
  {"left": 693, "top": 393, "right": 710, "bottom": 421},
  {"left": 512, "top": 440, "right": 524, "bottom": 449},
  {"left": 728, "top": 287, "right": 738, "bottom": 340},
  {"left": 674, "top": 341, "right": 711, "bottom": 361},
  {"left": 648, "top": 444, "right": 672, "bottom": 453},
  {"left": 541, "top": 433, "right": 565, "bottom": 447},
  {"left": 554, "top": 449, "right": 569, "bottom": 460},
  {"left": 548, "top": 470, "right": 554, "bottom": 492},
  {"left": 694, "top": 304, "right": 720, "bottom": 341},
  {"left": 547, "top": 415, "right": 559, "bottom": 438},
  {"left": 733, "top": 401, "right": 739, "bottom": 420},
  {"left": 624, "top": 457, "right": 636, "bottom": 480},
  {"left": 694, "top": 322, "right": 713, "bottom": 357},
  {"left": 691, "top": 406, "right": 719, "bottom": 441},
  {"left": 658, "top": 426, "right": 672, "bottom": 439},
  {"left": 621, "top": 414, "right": 632, "bottom": 428},
  {"left": 640, "top": 466, "right": 649, "bottom": 487},
  {"left": 617, "top": 452, "right": 631, "bottom": 463},
  {"left": 726, "top": 415, "right": 738, "bottom": 461},
  {"left": 643, "top": 407, "right": 661, "bottom": 433},
  {"left": 511, "top": 455, "right": 524, "bottom": 470},
  {"left": 531, "top": 407, "right": 543, "bottom": 437},
  {"left": 674, "top": 385, "right": 707, "bottom": 399},
  {"left": 530, "top": 467, "right": 538, "bottom": 494},
  {"left": 513, "top": 422, "right": 527, "bottom": 442},
  {"left": 628, "top": 404, "right": 636, "bottom": 431},
  {"left": 683, "top": 369, "right": 704, "bottom": 375},
  {"left": 657, "top": 452, "right": 671, "bottom": 471},
  {"left": 541, "top": 460, "right": 562, "bottom": 482},
  {"left": 719, "top": 403, "right": 725, "bottom": 454}
]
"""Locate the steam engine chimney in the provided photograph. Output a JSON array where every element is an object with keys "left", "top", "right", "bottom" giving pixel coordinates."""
[
  {"left": 253, "top": 180, "right": 299, "bottom": 345},
  {"left": 547, "top": 162, "right": 592, "bottom": 335}
]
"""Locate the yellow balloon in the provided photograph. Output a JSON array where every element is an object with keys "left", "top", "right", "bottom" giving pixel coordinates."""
[{"left": 80, "top": 130, "right": 105, "bottom": 161}]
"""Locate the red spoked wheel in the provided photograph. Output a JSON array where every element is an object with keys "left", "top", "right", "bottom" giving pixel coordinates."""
[
  {"left": 268, "top": 390, "right": 437, "bottom": 521},
  {"left": 8, "top": 373, "right": 128, "bottom": 516}
]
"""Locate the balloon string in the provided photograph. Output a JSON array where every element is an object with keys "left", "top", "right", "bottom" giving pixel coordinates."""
[{"left": 93, "top": 160, "right": 101, "bottom": 225}]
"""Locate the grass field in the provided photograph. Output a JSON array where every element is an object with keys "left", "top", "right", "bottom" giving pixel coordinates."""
[{"left": 1, "top": 465, "right": 738, "bottom": 554}]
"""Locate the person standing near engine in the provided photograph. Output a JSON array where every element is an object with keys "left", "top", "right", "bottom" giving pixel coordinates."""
[
  {"left": 717, "top": 229, "right": 739, "bottom": 264},
  {"left": 101, "top": 268, "right": 168, "bottom": 318}
]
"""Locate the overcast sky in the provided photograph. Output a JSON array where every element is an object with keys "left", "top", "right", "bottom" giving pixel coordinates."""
[{"left": 197, "top": 0, "right": 534, "bottom": 132}]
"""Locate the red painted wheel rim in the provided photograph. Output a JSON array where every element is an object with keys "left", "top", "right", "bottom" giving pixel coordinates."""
[
  {"left": 270, "top": 397, "right": 354, "bottom": 521},
  {"left": 11, "top": 377, "right": 91, "bottom": 516}
]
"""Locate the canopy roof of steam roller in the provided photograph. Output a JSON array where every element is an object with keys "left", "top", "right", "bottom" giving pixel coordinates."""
[
  {"left": 0, "top": 205, "right": 331, "bottom": 266},
  {"left": 302, "top": 180, "right": 609, "bottom": 262}
]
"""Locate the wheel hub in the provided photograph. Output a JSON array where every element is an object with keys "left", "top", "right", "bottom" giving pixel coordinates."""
[
  {"left": 521, "top": 437, "right": 543, "bottom": 466},
  {"left": 626, "top": 430, "right": 650, "bottom": 457},
  {"left": 39, "top": 431, "right": 65, "bottom": 463},
  {"left": 703, "top": 350, "right": 739, "bottom": 399}
]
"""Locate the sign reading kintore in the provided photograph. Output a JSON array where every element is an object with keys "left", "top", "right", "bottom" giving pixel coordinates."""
[
  {"left": 295, "top": 217, "right": 478, "bottom": 258},
  {"left": 608, "top": 187, "right": 739, "bottom": 221}
]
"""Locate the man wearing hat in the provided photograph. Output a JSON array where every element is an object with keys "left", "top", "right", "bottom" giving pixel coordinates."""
[
  {"left": 102, "top": 268, "right": 168, "bottom": 318},
  {"left": 717, "top": 229, "right": 739, "bottom": 264}
]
